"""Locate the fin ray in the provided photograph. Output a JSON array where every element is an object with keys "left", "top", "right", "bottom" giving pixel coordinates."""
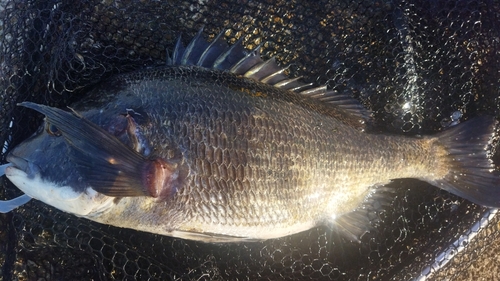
[
  {"left": 328, "top": 186, "right": 393, "bottom": 242},
  {"left": 181, "top": 28, "right": 210, "bottom": 66},
  {"left": 171, "top": 35, "right": 185, "bottom": 65},
  {"left": 229, "top": 45, "right": 263, "bottom": 75},
  {"left": 213, "top": 37, "right": 246, "bottom": 70},
  {"left": 431, "top": 116, "right": 500, "bottom": 207},
  {"left": 197, "top": 30, "right": 227, "bottom": 67}
]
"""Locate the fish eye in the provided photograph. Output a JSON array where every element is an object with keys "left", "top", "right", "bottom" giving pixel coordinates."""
[{"left": 46, "top": 123, "right": 61, "bottom": 136}]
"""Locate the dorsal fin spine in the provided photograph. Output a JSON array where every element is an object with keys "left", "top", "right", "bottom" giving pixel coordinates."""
[
  {"left": 181, "top": 28, "right": 206, "bottom": 65},
  {"left": 273, "top": 76, "right": 303, "bottom": 89},
  {"left": 166, "top": 29, "right": 371, "bottom": 123},
  {"left": 229, "top": 45, "right": 263, "bottom": 75},
  {"left": 171, "top": 35, "right": 184, "bottom": 65},
  {"left": 243, "top": 57, "right": 277, "bottom": 79},
  {"left": 260, "top": 65, "right": 289, "bottom": 84},
  {"left": 299, "top": 86, "right": 328, "bottom": 97},
  {"left": 197, "top": 30, "right": 226, "bottom": 67},
  {"left": 213, "top": 36, "right": 245, "bottom": 70}
]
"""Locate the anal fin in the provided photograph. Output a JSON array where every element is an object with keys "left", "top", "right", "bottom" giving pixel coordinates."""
[{"left": 327, "top": 186, "right": 393, "bottom": 242}]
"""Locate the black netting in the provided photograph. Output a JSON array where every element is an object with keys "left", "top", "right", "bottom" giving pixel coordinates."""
[{"left": 1, "top": 0, "right": 499, "bottom": 280}]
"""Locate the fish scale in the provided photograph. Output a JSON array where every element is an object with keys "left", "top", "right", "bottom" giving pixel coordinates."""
[
  {"left": 1, "top": 32, "right": 499, "bottom": 242},
  {"left": 108, "top": 69, "right": 442, "bottom": 234}
]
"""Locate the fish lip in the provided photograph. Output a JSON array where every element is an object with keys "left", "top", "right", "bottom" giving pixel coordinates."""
[{"left": 6, "top": 154, "right": 40, "bottom": 179}]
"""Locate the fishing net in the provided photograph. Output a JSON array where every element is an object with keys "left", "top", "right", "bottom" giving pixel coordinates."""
[{"left": 1, "top": 0, "right": 499, "bottom": 280}]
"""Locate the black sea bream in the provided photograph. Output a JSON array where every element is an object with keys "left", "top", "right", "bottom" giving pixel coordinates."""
[{"left": 2, "top": 30, "right": 500, "bottom": 242}]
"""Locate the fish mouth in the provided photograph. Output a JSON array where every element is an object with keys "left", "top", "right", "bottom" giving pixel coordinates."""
[
  {"left": 6, "top": 154, "right": 41, "bottom": 179},
  {"left": 4, "top": 152, "right": 115, "bottom": 217}
]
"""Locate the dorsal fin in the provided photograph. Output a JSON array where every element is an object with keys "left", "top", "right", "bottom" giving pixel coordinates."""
[{"left": 167, "top": 29, "right": 371, "bottom": 124}]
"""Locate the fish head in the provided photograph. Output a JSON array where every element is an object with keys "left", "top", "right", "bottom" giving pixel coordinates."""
[
  {"left": 4, "top": 106, "right": 128, "bottom": 217},
  {"left": 5, "top": 102, "right": 179, "bottom": 218}
]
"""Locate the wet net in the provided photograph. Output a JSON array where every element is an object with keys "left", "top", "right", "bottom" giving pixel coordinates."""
[{"left": 1, "top": 0, "right": 499, "bottom": 280}]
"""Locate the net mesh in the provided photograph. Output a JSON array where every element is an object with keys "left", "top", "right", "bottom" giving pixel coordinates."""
[{"left": 1, "top": 0, "right": 499, "bottom": 280}]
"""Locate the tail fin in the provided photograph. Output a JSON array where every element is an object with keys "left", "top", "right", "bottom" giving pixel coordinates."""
[{"left": 433, "top": 116, "right": 500, "bottom": 207}]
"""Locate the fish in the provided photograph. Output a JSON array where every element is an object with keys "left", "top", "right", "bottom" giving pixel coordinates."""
[{"left": 2, "top": 28, "right": 500, "bottom": 242}]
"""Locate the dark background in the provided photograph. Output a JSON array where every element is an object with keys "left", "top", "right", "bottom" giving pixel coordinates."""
[{"left": 1, "top": 0, "right": 499, "bottom": 280}]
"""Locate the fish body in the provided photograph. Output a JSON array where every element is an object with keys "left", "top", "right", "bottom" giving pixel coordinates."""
[{"left": 4, "top": 31, "right": 500, "bottom": 242}]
